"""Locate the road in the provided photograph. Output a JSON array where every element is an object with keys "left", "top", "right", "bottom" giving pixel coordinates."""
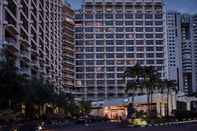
[{"left": 48, "top": 122, "right": 197, "bottom": 131}]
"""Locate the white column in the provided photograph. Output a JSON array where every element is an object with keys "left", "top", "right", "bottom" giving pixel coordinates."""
[
  {"left": 186, "top": 101, "right": 191, "bottom": 111},
  {"left": 156, "top": 101, "right": 161, "bottom": 117}
]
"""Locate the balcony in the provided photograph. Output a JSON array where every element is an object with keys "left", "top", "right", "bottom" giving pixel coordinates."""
[{"left": 4, "top": 37, "right": 19, "bottom": 52}]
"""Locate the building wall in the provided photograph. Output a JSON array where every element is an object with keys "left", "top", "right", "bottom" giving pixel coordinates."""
[
  {"left": 63, "top": 3, "right": 75, "bottom": 92},
  {"left": 166, "top": 11, "right": 183, "bottom": 91},
  {"left": 0, "top": 0, "right": 63, "bottom": 89},
  {"left": 192, "top": 15, "right": 197, "bottom": 93},
  {"left": 75, "top": 0, "right": 167, "bottom": 101},
  {"left": 181, "top": 14, "right": 193, "bottom": 94}
]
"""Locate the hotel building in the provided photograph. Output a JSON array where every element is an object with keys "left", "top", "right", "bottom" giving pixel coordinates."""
[
  {"left": 0, "top": 0, "right": 63, "bottom": 89},
  {"left": 75, "top": 0, "right": 168, "bottom": 101}
]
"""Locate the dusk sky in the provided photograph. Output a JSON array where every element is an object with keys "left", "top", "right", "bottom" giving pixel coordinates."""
[{"left": 66, "top": 0, "right": 197, "bottom": 14}]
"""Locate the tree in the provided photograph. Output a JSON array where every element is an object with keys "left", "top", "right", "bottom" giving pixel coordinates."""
[
  {"left": 0, "top": 47, "right": 28, "bottom": 111},
  {"left": 79, "top": 101, "right": 91, "bottom": 116},
  {"left": 160, "top": 79, "right": 177, "bottom": 116},
  {"left": 124, "top": 64, "right": 143, "bottom": 103}
]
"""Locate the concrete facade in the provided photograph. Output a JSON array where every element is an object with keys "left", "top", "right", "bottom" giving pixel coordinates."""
[
  {"left": 75, "top": 0, "right": 168, "bottom": 101},
  {"left": 0, "top": 0, "right": 63, "bottom": 89}
]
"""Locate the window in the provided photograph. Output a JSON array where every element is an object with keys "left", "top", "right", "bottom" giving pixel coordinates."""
[
  {"left": 96, "top": 60, "right": 104, "bottom": 65},
  {"left": 86, "top": 74, "right": 94, "bottom": 79},
  {"left": 97, "top": 73, "right": 104, "bottom": 78},
  {"left": 116, "top": 13, "right": 123, "bottom": 19},
  {"left": 107, "top": 73, "right": 115, "bottom": 78},
  {"left": 136, "top": 13, "right": 143, "bottom": 19},
  {"left": 96, "top": 47, "right": 104, "bottom": 52},
  {"left": 146, "top": 40, "right": 154, "bottom": 45},
  {"left": 126, "top": 47, "right": 134, "bottom": 51},
  {"left": 136, "top": 53, "right": 144, "bottom": 58},
  {"left": 126, "top": 40, "right": 134, "bottom": 45},
  {"left": 96, "top": 54, "right": 104, "bottom": 58},
  {"left": 136, "top": 21, "right": 143, "bottom": 25},
  {"left": 156, "top": 47, "right": 163, "bottom": 51},
  {"left": 96, "top": 13, "right": 103, "bottom": 19},
  {"left": 155, "top": 14, "right": 163, "bottom": 19},
  {"left": 85, "top": 13, "right": 93, "bottom": 19},
  {"left": 125, "top": 27, "right": 133, "bottom": 32},
  {"left": 145, "top": 21, "right": 153, "bottom": 25},
  {"left": 105, "top": 21, "right": 113, "bottom": 26},
  {"left": 86, "top": 67, "right": 94, "bottom": 72},
  {"left": 116, "top": 21, "right": 124, "bottom": 25},
  {"left": 116, "top": 27, "right": 124, "bottom": 32},
  {"left": 155, "top": 27, "right": 163, "bottom": 32},
  {"left": 76, "top": 40, "right": 83, "bottom": 45},
  {"left": 116, "top": 47, "right": 124, "bottom": 52},
  {"left": 86, "top": 54, "right": 94, "bottom": 59},
  {"left": 116, "top": 34, "right": 124, "bottom": 39},
  {"left": 76, "top": 60, "right": 84, "bottom": 65},
  {"left": 96, "top": 34, "right": 104, "bottom": 39},
  {"left": 107, "top": 67, "right": 115, "bottom": 72},
  {"left": 75, "top": 14, "right": 83, "bottom": 19},
  {"left": 76, "top": 74, "right": 84, "bottom": 79},
  {"left": 136, "top": 47, "right": 144, "bottom": 51},
  {"left": 125, "top": 21, "right": 133, "bottom": 25},
  {"left": 75, "top": 34, "right": 83, "bottom": 39},
  {"left": 145, "top": 14, "right": 153, "bottom": 19},
  {"left": 106, "top": 34, "right": 114, "bottom": 39},
  {"left": 106, "top": 60, "right": 114, "bottom": 65},
  {"left": 146, "top": 53, "right": 154, "bottom": 58},
  {"left": 125, "top": 13, "right": 133, "bottom": 19},
  {"left": 106, "top": 40, "right": 114, "bottom": 45},
  {"left": 136, "top": 27, "right": 143, "bottom": 32},
  {"left": 155, "top": 34, "right": 163, "bottom": 38},
  {"left": 105, "top": 14, "right": 113, "bottom": 19},
  {"left": 146, "top": 60, "right": 154, "bottom": 64},
  {"left": 86, "top": 60, "right": 94, "bottom": 65},
  {"left": 146, "top": 47, "right": 154, "bottom": 51},
  {"left": 145, "top": 27, "right": 153, "bottom": 32},
  {"left": 85, "top": 40, "right": 94, "bottom": 45},
  {"left": 106, "top": 47, "right": 114, "bottom": 52},
  {"left": 116, "top": 53, "right": 124, "bottom": 58},
  {"left": 136, "top": 34, "right": 144, "bottom": 38},
  {"left": 155, "top": 21, "right": 162, "bottom": 25},
  {"left": 96, "top": 40, "right": 104, "bottom": 45},
  {"left": 106, "top": 53, "right": 114, "bottom": 58},
  {"left": 76, "top": 67, "right": 84, "bottom": 72},
  {"left": 76, "top": 54, "right": 84, "bottom": 59},
  {"left": 156, "top": 40, "right": 163, "bottom": 45},
  {"left": 136, "top": 40, "right": 144, "bottom": 45},
  {"left": 126, "top": 34, "right": 134, "bottom": 38},
  {"left": 146, "top": 34, "right": 153, "bottom": 38},
  {"left": 85, "top": 34, "right": 94, "bottom": 39},
  {"left": 156, "top": 53, "right": 164, "bottom": 57},
  {"left": 86, "top": 47, "right": 94, "bottom": 52},
  {"left": 75, "top": 27, "right": 83, "bottom": 32},
  {"left": 117, "top": 67, "right": 124, "bottom": 72},
  {"left": 126, "top": 53, "right": 134, "bottom": 58},
  {"left": 116, "top": 40, "right": 124, "bottom": 45},
  {"left": 85, "top": 27, "right": 93, "bottom": 32},
  {"left": 157, "top": 60, "right": 164, "bottom": 64}
]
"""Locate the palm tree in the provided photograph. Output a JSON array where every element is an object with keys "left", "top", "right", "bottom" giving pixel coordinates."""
[
  {"left": 124, "top": 64, "right": 143, "bottom": 103},
  {"left": 161, "top": 79, "right": 177, "bottom": 116}
]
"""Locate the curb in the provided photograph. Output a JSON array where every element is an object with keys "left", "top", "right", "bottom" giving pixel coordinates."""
[{"left": 147, "top": 120, "right": 197, "bottom": 127}]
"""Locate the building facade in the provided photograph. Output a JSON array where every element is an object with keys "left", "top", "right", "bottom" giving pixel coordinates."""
[
  {"left": 62, "top": 2, "right": 75, "bottom": 92},
  {"left": 166, "top": 11, "right": 183, "bottom": 91},
  {"left": 75, "top": 0, "right": 168, "bottom": 101},
  {"left": 181, "top": 14, "right": 193, "bottom": 94},
  {"left": 192, "top": 15, "right": 197, "bottom": 93},
  {"left": 0, "top": 0, "right": 63, "bottom": 89}
]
